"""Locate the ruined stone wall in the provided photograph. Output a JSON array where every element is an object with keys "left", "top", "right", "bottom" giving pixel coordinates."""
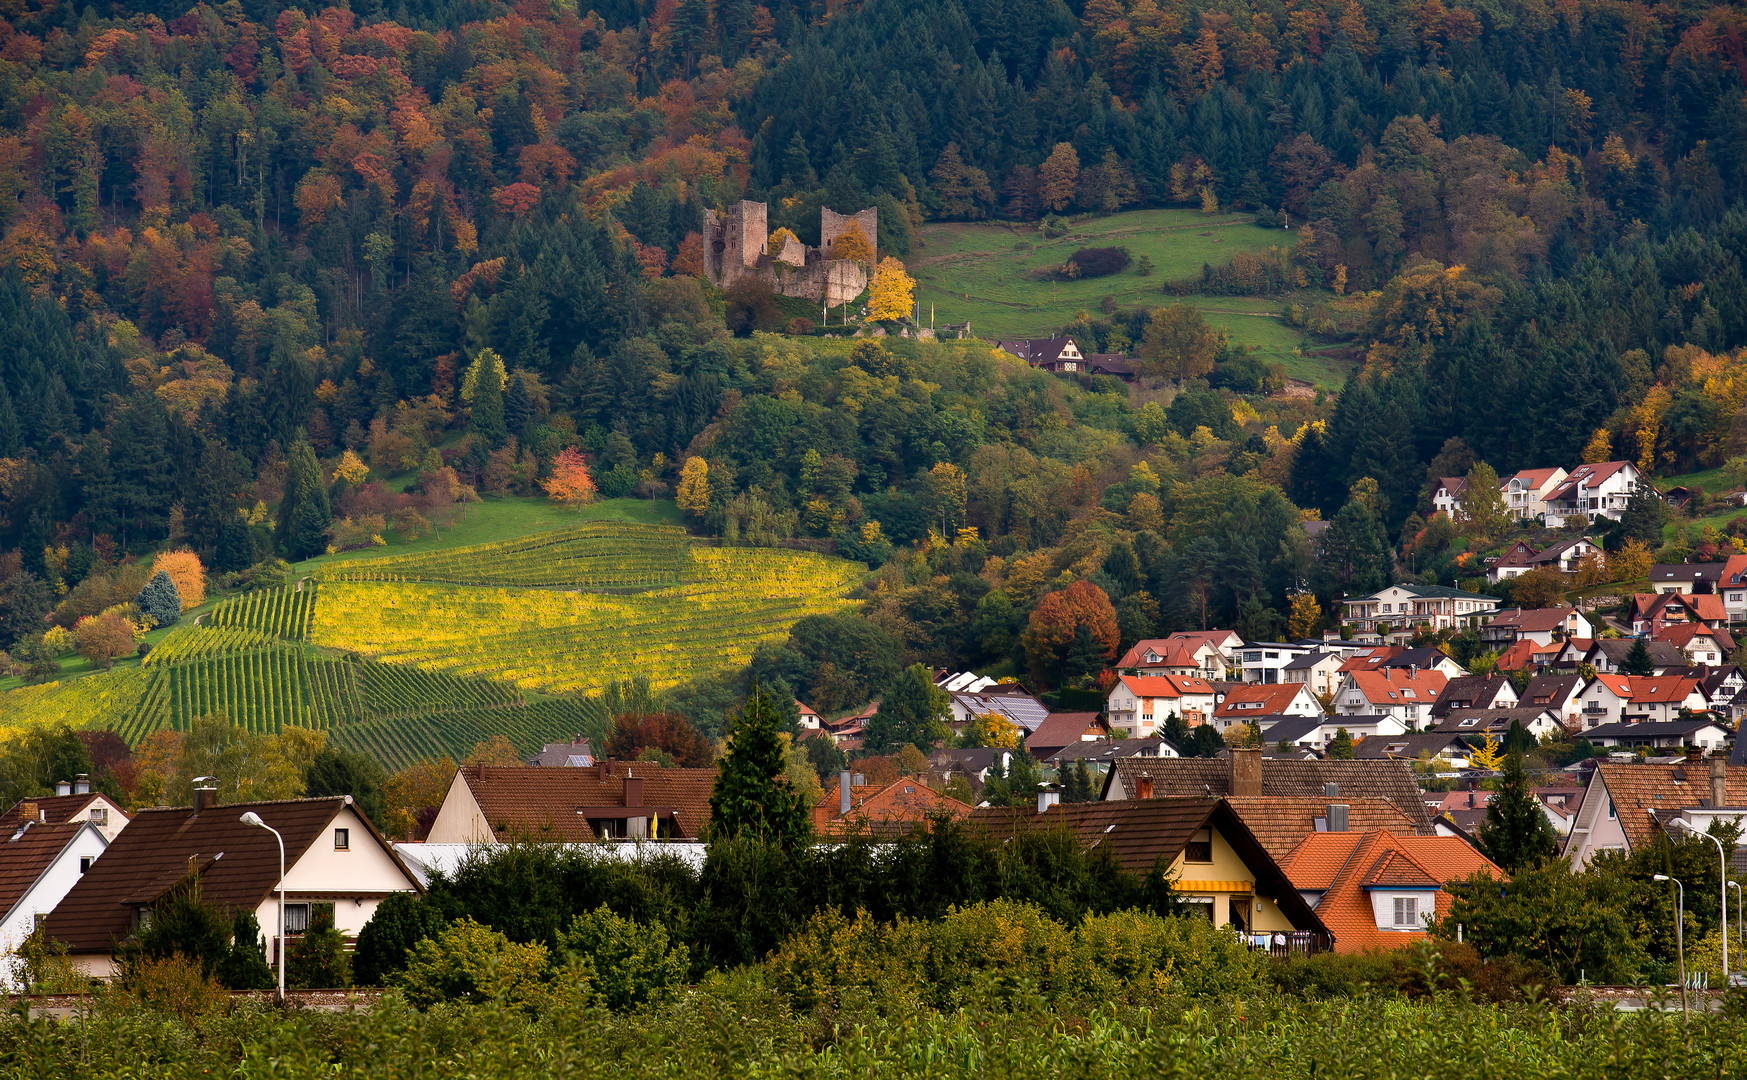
[
  {"left": 704, "top": 202, "right": 876, "bottom": 306},
  {"left": 820, "top": 206, "right": 878, "bottom": 259}
]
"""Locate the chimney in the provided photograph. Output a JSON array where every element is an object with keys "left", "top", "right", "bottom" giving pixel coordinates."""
[
  {"left": 192, "top": 777, "right": 217, "bottom": 813},
  {"left": 1711, "top": 755, "right": 1728, "bottom": 809},
  {"left": 598, "top": 760, "right": 610, "bottom": 781},
  {"left": 54, "top": 779, "right": 70, "bottom": 797},
  {"left": 1323, "top": 783, "right": 1340, "bottom": 798},
  {"left": 1230, "top": 746, "right": 1262, "bottom": 798},
  {"left": 1037, "top": 785, "right": 1060, "bottom": 813},
  {"left": 18, "top": 802, "right": 37, "bottom": 826},
  {"left": 839, "top": 770, "right": 852, "bottom": 816},
  {"left": 622, "top": 776, "right": 644, "bottom": 809},
  {"left": 1686, "top": 744, "right": 1704, "bottom": 765},
  {"left": 1138, "top": 774, "right": 1154, "bottom": 800},
  {"left": 1467, "top": 790, "right": 1476, "bottom": 809},
  {"left": 1326, "top": 803, "right": 1349, "bottom": 832},
  {"left": 73, "top": 774, "right": 89, "bottom": 796}
]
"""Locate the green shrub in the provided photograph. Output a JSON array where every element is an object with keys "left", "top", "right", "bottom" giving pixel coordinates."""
[
  {"left": 393, "top": 917, "right": 549, "bottom": 1010},
  {"left": 115, "top": 954, "right": 228, "bottom": 1023},
  {"left": 558, "top": 906, "right": 690, "bottom": 1010},
  {"left": 218, "top": 909, "right": 274, "bottom": 991},
  {"left": 288, "top": 903, "right": 351, "bottom": 989},
  {"left": 354, "top": 892, "right": 442, "bottom": 986}
]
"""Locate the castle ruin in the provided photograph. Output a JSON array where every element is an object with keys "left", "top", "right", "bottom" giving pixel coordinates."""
[{"left": 703, "top": 201, "right": 878, "bottom": 307}]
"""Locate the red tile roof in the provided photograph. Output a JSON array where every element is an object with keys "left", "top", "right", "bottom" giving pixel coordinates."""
[
  {"left": 1547, "top": 461, "right": 1633, "bottom": 502},
  {"left": 1025, "top": 712, "right": 1109, "bottom": 755},
  {"left": 814, "top": 778, "right": 972, "bottom": 835},
  {"left": 1346, "top": 669, "right": 1447, "bottom": 705},
  {"left": 1118, "top": 674, "right": 1216, "bottom": 699},
  {"left": 1655, "top": 624, "right": 1736, "bottom": 653},
  {"left": 1339, "top": 647, "right": 1404, "bottom": 673},
  {"left": 0, "top": 822, "right": 90, "bottom": 920},
  {"left": 1495, "top": 639, "right": 1560, "bottom": 671},
  {"left": 1625, "top": 675, "right": 1703, "bottom": 704},
  {"left": 1215, "top": 684, "right": 1313, "bottom": 718},
  {"left": 458, "top": 763, "right": 719, "bottom": 841},
  {"left": 1116, "top": 639, "right": 1205, "bottom": 669},
  {"left": 44, "top": 797, "right": 407, "bottom": 954},
  {"left": 1280, "top": 831, "right": 1499, "bottom": 953}
]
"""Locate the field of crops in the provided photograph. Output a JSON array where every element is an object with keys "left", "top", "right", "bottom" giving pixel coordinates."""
[
  {"left": 207, "top": 586, "right": 315, "bottom": 639},
  {"left": 308, "top": 546, "right": 862, "bottom": 695},
  {"left": 317, "top": 521, "right": 695, "bottom": 590},
  {"left": 329, "top": 697, "right": 605, "bottom": 771},
  {"left": 146, "top": 623, "right": 277, "bottom": 664}
]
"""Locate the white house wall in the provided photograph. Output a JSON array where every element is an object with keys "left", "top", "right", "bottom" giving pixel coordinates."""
[
  {"left": 0, "top": 826, "right": 108, "bottom": 991},
  {"left": 424, "top": 772, "right": 495, "bottom": 844}
]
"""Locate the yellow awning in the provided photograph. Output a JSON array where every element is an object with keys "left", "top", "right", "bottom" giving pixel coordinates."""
[{"left": 1171, "top": 880, "right": 1254, "bottom": 893}]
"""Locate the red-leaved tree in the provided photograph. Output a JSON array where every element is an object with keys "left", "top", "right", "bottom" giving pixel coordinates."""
[
  {"left": 603, "top": 712, "right": 714, "bottom": 768},
  {"left": 541, "top": 447, "right": 596, "bottom": 507},
  {"left": 1020, "top": 580, "right": 1119, "bottom": 687}
]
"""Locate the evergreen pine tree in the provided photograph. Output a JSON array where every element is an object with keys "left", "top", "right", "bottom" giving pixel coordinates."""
[
  {"left": 1621, "top": 636, "right": 1656, "bottom": 676},
  {"left": 1477, "top": 753, "right": 1558, "bottom": 872},
  {"left": 0, "top": 381, "right": 20, "bottom": 457},
  {"left": 503, "top": 372, "right": 533, "bottom": 435},
  {"left": 1073, "top": 760, "right": 1095, "bottom": 802},
  {"left": 707, "top": 684, "right": 812, "bottom": 846},
  {"left": 1327, "top": 727, "right": 1355, "bottom": 759},
  {"left": 864, "top": 664, "right": 950, "bottom": 753},
  {"left": 467, "top": 349, "right": 508, "bottom": 447},
  {"left": 1059, "top": 758, "right": 1084, "bottom": 802},
  {"left": 278, "top": 435, "right": 331, "bottom": 560},
  {"left": 1618, "top": 492, "right": 1666, "bottom": 548},
  {"left": 218, "top": 909, "right": 274, "bottom": 990},
  {"left": 135, "top": 569, "right": 181, "bottom": 629}
]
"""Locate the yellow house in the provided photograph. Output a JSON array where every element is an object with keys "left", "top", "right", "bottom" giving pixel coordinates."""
[{"left": 971, "top": 795, "right": 1331, "bottom": 952}]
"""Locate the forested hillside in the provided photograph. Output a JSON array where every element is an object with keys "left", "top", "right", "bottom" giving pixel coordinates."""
[{"left": 2, "top": 0, "right": 1747, "bottom": 765}]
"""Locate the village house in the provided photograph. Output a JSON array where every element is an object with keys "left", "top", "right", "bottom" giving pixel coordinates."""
[
  {"left": 814, "top": 774, "right": 973, "bottom": 836},
  {"left": 943, "top": 685, "right": 1050, "bottom": 736},
  {"left": 1282, "top": 650, "right": 1345, "bottom": 697},
  {"left": 1431, "top": 707, "right": 1565, "bottom": 742},
  {"left": 1542, "top": 461, "right": 1647, "bottom": 525},
  {"left": 1105, "top": 674, "right": 1218, "bottom": 737},
  {"left": 1431, "top": 477, "right": 1466, "bottom": 519},
  {"left": 1575, "top": 674, "right": 1709, "bottom": 727},
  {"left": 1564, "top": 755, "right": 1747, "bottom": 870},
  {"left": 1501, "top": 467, "right": 1569, "bottom": 522},
  {"left": 1021, "top": 712, "right": 1112, "bottom": 763},
  {"left": 1352, "top": 731, "right": 1475, "bottom": 766},
  {"left": 1213, "top": 683, "right": 1324, "bottom": 731},
  {"left": 1584, "top": 717, "right": 1732, "bottom": 752},
  {"left": 1377, "top": 648, "right": 1469, "bottom": 679},
  {"left": 1520, "top": 674, "right": 1588, "bottom": 730},
  {"left": 528, "top": 738, "right": 595, "bottom": 767},
  {"left": 928, "top": 748, "right": 1014, "bottom": 792},
  {"left": 1049, "top": 737, "right": 1178, "bottom": 770},
  {"left": 1656, "top": 623, "right": 1735, "bottom": 666},
  {"left": 993, "top": 337, "right": 1087, "bottom": 370},
  {"left": 1279, "top": 830, "right": 1499, "bottom": 953},
  {"left": 1582, "top": 637, "right": 1688, "bottom": 674},
  {"left": 1428, "top": 675, "right": 1518, "bottom": 719},
  {"left": 44, "top": 788, "right": 419, "bottom": 979},
  {"left": 1648, "top": 562, "right": 1730, "bottom": 595},
  {"left": 973, "top": 792, "right": 1332, "bottom": 951},
  {"left": 0, "top": 820, "right": 110, "bottom": 990},
  {"left": 1216, "top": 796, "right": 1420, "bottom": 861},
  {"left": 1260, "top": 713, "right": 1408, "bottom": 752},
  {"left": 1342, "top": 585, "right": 1500, "bottom": 636},
  {"left": 1235, "top": 641, "right": 1321, "bottom": 684},
  {"left": 1332, "top": 669, "right": 1448, "bottom": 730},
  {"left": 1719, "top": 554, "right": 1747, "bottom": 624},
  {"left": 426, "top": 762, "right": 718, "bottom": 843},
  {"left": 1116, "top": 632, "right": 1241, "bottom": 680},
  {"left": 1485, "top": 537, "right": 1607, "bottom": 582},
  {"left": 1630, "top": 592, "right": 1729, "bottom": 636},
  {"left": 1494, "top": 638, "right": 1565, "bottom": 675},
  {"left": 1480, "top": 606, "right": 1595, "bottom": 649},
  {"left": 0, "top": 777, "right": 129, "bottom": 843}
]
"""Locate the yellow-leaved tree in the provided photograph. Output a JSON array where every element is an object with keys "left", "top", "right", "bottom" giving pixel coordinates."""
[
  {"left": 866, "top": 257, "right": 916, "bottom": 322},
  {"left": 1286, "top": 592, "right": 1322, "bottom": 640},
  {"left": 1469, "top": 732, "right": 1504, "bottom": 771},
  {"left": 151, "top": 549, "right": 206, "bottom": 611},
  {"left": 767, "top": 227, "right": 800, "bottom": 255},
  {"left": 1582, "top": 428, "right": 1612, "bottom": 464},
  {"left": 829, "top": 222, "right": 873, "bottom": 262},
  {"left": 963, "top": 712, "right": 1020, "bottom": 749},
  {"left": 676, "top": 457, "right": 712, "bottom": 516},
  {"left": 333, "top": 448, "right": 369, "bottom": 486}
]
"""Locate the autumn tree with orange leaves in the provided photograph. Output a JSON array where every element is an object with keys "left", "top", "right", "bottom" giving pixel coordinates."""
[
  {"left": 541, "top": 447, "right": 597, "bottom": 507},
  {"left": 1021, "top": 580, "right": 1119, "bottom": 688}
]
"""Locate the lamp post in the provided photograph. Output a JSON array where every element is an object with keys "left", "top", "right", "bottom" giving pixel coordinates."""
[
  {"left": 1731, "top": 880, "right": 1744, "bottom": 956},
  {"left": 240, "top": 811, "right": 285, "bottom": 1001},
  {"left": 1669, "top": 817, "right": 1728, "bottom": 982},
  {"left": 1654, "top": 873, "right": 1688, "bottom": 1022}
]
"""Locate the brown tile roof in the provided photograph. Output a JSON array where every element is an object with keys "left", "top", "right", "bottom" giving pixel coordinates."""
[
  {"left": 1656, "top": 624, "right": 1736, "bottom": 653},
  {"left": 460, "top": 763, "right": 719, "bottom": 841},
  {"left": 1221, "top": 796, "right": 1417, "bottom": 860},
  {"left": 968, "top": 798, "right": 1331, "bottom": 937},
  {"left": 0, "top": 794, "right": 125, "bottom": 834},
  {"left": 1280, "top": 831, "right": 1499, "bottom": 953},
  {"left": 814, "top": 778, "right": 972, "bottom": 835},
  {"left": 43, "top": 796, "right": 392, "bottom": 953},
  {"left": 1025, "top": 712, "right": 1109, "bottom": 756},
  {"left": 1586, "top": 761, "right": 1747, "bottom": 852},
  {"left": 1430, "top": 675, "right": 1514, "bottom": 717},
  {"left": 0, "top": 822, "right": 90, "bottom": 920},
  {"left": 1105, "top": 757, "right": 1434, "bottom": 831},
  {"left": 1488, "top": 607, "right": 1582, "bottom": 634},
  {"left": 1117, "top": 674, "right": 1216, "bottom": 698}
]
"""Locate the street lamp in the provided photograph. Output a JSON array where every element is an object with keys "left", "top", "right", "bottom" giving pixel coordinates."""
[
  {"left": 1654, "top": 873, "right": 1688, "bottom": 1021},
  {"left": 1668, "top": 817, "right": 1728, "bottom": 982},
  {"left": 240, "top": 811, "right": 285, "bottom": 1001},
  {"left": 1731, "top": 880, "right": 1744, "bottom": 955}
]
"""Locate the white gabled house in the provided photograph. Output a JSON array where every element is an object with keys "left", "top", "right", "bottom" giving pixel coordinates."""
[
  {"left": 1501, "top": 467, "right": 1568, "bottom": 522},
  {"left": 1343, "top": 585, "right": 1500, "bottom": 636},
  {"left": 1543, "top": 461, "right": 1646, "bottom": 526},
  {"left": 1333, "top": 669, "right": 1448, "bottom": 730},
  {"left": 0, "top": 821, "right": 109, "bottom": 990}
]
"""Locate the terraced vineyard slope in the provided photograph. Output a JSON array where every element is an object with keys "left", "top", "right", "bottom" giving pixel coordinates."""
[{"left": 309, "top": 529, "right": 864, "bottom": 695}]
